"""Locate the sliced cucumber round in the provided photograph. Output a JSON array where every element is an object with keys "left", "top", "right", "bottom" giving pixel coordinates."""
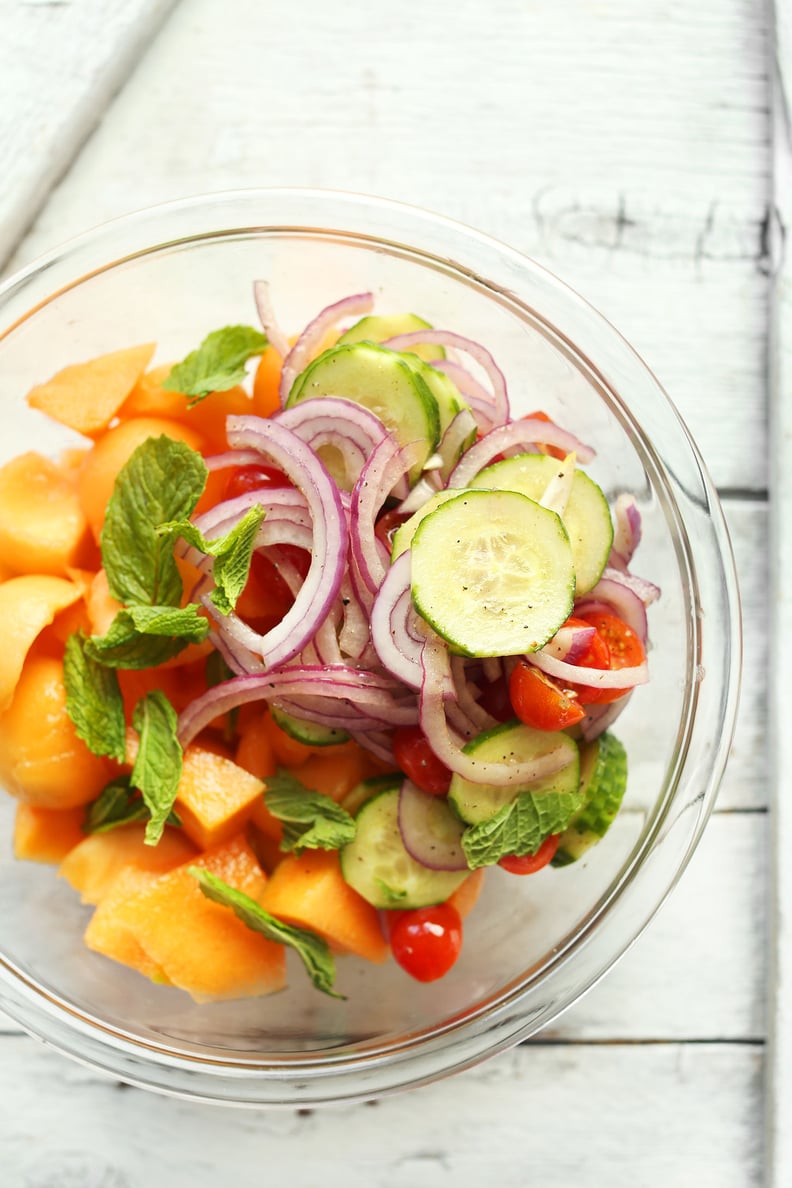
[
  {"left": 340, "top": 787, "right": 468, "bottom": 909},
  {"left": 340, "top": 773, "right": 401, "bottom": 818},
  {"left": 468, "top": 453, "right": 613, "bottom": 594},
  {"left": 552, "top": 731, "right": 627, "bottom": 865},
  {"left": 410, "top": 488, "right": 575, "bottom": 656},
  {"left": 338, "top": 313, "right": 446, "bottom": 361},
  {"left": 448, "top": 719, "right": 580, "bottom": 825},
  {"left": 269, "top": 704, "right": 349, "bottom": 748},
  {"left": 287, "top": 342, "right": 440, "bottom": 485}
]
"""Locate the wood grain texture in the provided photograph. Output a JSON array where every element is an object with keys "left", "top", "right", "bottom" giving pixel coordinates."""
[
  {"left": 0, "top": 0, "right": 178, "bottom": 270},
  {"left": 0, "top": 1036, "right": 764, "bottom": 1188},
  {"left": 767, "top": 0, "right": 790, "bottom": 1180},
  {"left": 3, "top": 0, "right": 771, "bottom": 490}
]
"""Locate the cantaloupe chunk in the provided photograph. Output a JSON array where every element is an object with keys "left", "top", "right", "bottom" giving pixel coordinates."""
[
  {"left": 26, "top": 344, "right": 155, "bottom": 437},
  {"left": 0, "top": 574, "right": 84, "bottom": 711},
  {"left": 252, "top": 346, "right": 284, "bottom": 418},
  {"left": 235, "top": 723, "right": 282, "bottom": 844},
  {"left": 13, "top": 803, "right": 86, "bottom": 864},
  {"left": 174, "top": 746, "right": 267, "bottom": 850},
  {"left": 260, "top": 849, "right": 388, "bottom": 964},
  {"left": 59, "top": 823, "right": 198, "bottom": 905},
  {"left": 0, "top": 654, "right": 115, "bottom": 808},
  {"left": 115, "top": 834, "right": 286, "bottom": 1000},
  {"left": 0, "top": 452, "right": 92, "bottom": 576},
  {"left": 296, "top": 742, "right": 387, "bottom": 805},
  {"left": 122, "top": 365, "right": 255, "bottom": 453},
  {"left": 77, "top": 416, "right": 207, "bottom": 542},
  {"left": 84, "top": 867, "right": 171, "bottom": 983}
]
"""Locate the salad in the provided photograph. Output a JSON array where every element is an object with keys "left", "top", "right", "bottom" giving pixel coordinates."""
[{"left": 0, "top": 284, "right": 658, "bottom": 1000}]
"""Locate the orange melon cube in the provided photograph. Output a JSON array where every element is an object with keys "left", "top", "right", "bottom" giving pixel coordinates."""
[
  {"left": 296, "top": 741, "right": 387, "bottom": 805},
  {"left": 122, "top": 365, "right": 255, "bottom": 453},
  {"left": 13, "top": 804, "right": 87, "bottom": 864},
  {"left": 26, "top": 344, "right": 155, "bottom": 437},
  {"left": 0, "top": 452, "right": 92, "bottom": 576},
  {"left": 59, "top": 824, "right": 198, "bottom": 905},
  {"left": 260, "top": 849, "right": 388, "bottom": 964},
  {"left": 252, "top": 346, "right": 284, "bottom": 418},
  {"left": 117, "top": 834, "right": 286, "bottom": 1000},
  {"left": 84, "top": 867, "right": 171, "bottom": 983},
  {"left": 174, "top": 745, "right": 267, "bottom": 850},
  {"left": 0, "top": 574, "right": 84, "bottom": 711}
]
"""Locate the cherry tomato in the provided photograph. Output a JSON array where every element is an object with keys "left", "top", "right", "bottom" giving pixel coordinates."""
[
  {"left": 571, "top": 610, "right": 646, "bottom": 704},
  {"left": 374, "top": 508, "right": 410, "bottom": 552},
  {"left": 525, "top": 410, "right": 567, "bottom": 460},
  {"left": 392, "top": 725, "right": 452, "bottom": 795},
  {"left": 223, "top": 463, "right": 291, "bottom": 501},
  {"left": 498, "top": 833, "right": 560, "bottom": 874},
  {"left": 508, "top": 661, "right": 585, "bottom": 731},
  {"left": 389, "top": 903, "right": 463, "bottom": 982}
]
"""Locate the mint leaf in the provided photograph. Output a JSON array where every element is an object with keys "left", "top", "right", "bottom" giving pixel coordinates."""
[
  {"left": 163, "top": 325, "right": 267, "bottom": 404},
  {"left": 101, "top": 436, "right": 207, "bottom": 607},
  {"left": 84, "top": 604, "right": 209, "bottom": 669},
  {"left": 461, "top": 789, "right": 584, "bottom": 870},
  {"left": 159, "top": 504, "right": 265, "bottom": 616},
  {"left": 189, "top": 867, "right": 342, "bottom": 998},
  {"left": 264, "top": 768, "right": 356, "bottom": 855},
  {"left": 84, "top": 776, "right": 182, "bottom": 835},
  {"left": 131, "top": 692, "right": 183, "bottom": 846},
  {"left": 63, "top": 631, "right": 126, "bottom": 762}
]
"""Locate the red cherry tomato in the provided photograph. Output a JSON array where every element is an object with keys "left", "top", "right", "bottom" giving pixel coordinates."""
[
  {"left": 392, "top": 726, "right": 452, "bottom": 795},
  {"left": 223, "top": 463, "right": 291, "bottom": 501},
  {"left": 389, "top": 903, "right": 463, "bottom": 982},
  {"left": 374, "top": 508, "right": 411, "bottom": 552},
  {"left": 525, "top": 410, "right": 567, "bottom": 461},
  {"left": 508, "top": 661, "right": 585, "bottom": 732},
  {"left": 571, "top": 610, "right": 646, "bottom": 704},
  {"left": 498, "top": 833, "right": 560, "bottom": 874}
]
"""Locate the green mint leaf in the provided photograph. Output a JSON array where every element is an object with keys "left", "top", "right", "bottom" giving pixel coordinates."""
[
  {"left": 63, "top": 631, "right": 126, "bottom": 762},
  {"left": 159, "top": 505, "right": 265, "bottom": 616},
  {"left": 131, "top": 692, "right": 183, "bottom": 846},
  {"left": 84, "top": 776, "right": 181, "bottom": 835},
  {"left": 163, "top": 325, "right": 267, "bottom": 404},
  {"left": 461, "top": 789, "right": 585, "bottom": 870},
  {"left": 189, "top": 867, "right": 342, "bottom": 998},
  {"left": 101, "top": 436, "right": 207, "bottom": 607},
  {"left": 264, "top": 768, "right": 357, "bottom": 855},
  {"left": 84, "top": 604, "right": 208, "bottom": 669}
]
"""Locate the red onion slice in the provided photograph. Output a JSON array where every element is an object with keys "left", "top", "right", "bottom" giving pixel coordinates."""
[
  {"left": 350, "top": 436, "right": 423, "bottom": 596},
  {"left": 600, "top": 564, "right": 661, "bottom": 608},
  {"left": 204, "top": 449, "right": 264, "bottom": 473},
  {"left": 611, "top": 494, "right": 642, "bottom": 565},
  {"left": 275, "top": 397, "right": 392, "bottom": 491},
  {"left": 383, "top": 329, "right": 510, "bottom": 428},
  {"left": 225, "top": 416, "right": 347, "bottom": 669},
  {"left": 447, "top": 418, "right": 595, "bottom": 487},
  {"left": 542, "top": 623, "right": 597, "bottom": 663},
  {"left": 253, "top": 280, "right": 290, "bottom": 359},
  {"left": 278, "top": 291, "right": 374, "bottom": 405},
  {"left": 581, "top": 693, "right": 633, "bottom": 742},
  {"left": 528, "top": 650, "right": 649, "bottom": 690},
  {"left": 576, "top": 577, "right": 649, "bottom": 644},
  {"left": 398, "top": 780, "right": 468, "bottom": 872},
  {"left": 370, "top": 551, "right": 423, "bottom": 689}
]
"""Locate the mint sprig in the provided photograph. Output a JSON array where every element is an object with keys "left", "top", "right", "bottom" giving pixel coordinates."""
[
  {"left": 189, "top": 867, "right": 342, "bottom": 998},
  {"left": 163, "top": 325, "right": 267, "bottom": 405},
  {"left": 63, "top": 632, "right": 126, "bottom": 762},
  {"left": 131, "top": 692, "right": 183, "bottom": 846},
  {"left": 461, "top": 789, "right": 584, "bottom": 870},
  {"left": 264, "top": 768, "right": 357, "bottom": 855},
  {"left": 159, "top": 504, "right": 265, "bottom": 616},
  {"left": 84, "top": 775, "right": 182, "bottom": 835},
  {"left": 84, "top": 604, "right": 210, "bottom": 669}
]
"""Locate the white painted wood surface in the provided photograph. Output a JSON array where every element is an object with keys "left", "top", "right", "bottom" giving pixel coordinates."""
[{"left": 0, "top": 0, "right": 774, "bottom": 1183}]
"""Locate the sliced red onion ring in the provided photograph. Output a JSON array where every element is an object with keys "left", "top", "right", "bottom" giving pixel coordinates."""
[
  {"left": 581, "top": 693, "right": 633, "bottom": 742},
  {"left": 370, "top": 551, "right": 422, "bottom": 689},
  {"left": 447, "top": 418, "right": 595, "bottom": 487},
  {"left": 224, "top": 416, "right": 347, "bottom": 669},
  {"left": 449, "top": 656, "right": 498, "bottom": 732},
  {"left": 419, "top": 636, "right": 572, "bottom": 786},
  {"left": 338, "top": 571, "right": 372, "bottom": 661},
  {"left": 204, "top": 449, "right": 264, "bottom": 473},
  {"left": 384, "top": 329, "right": 510, "bottom": 428},
  {"left": 350, "top": 436, "right": 423, "bottom": 596},
  {"left": 611, "top": 493, "right": 642, "bottom": 565},
  {"left": 349, "top": 729, "right": 396, "bottom": 765},
  {"left": 435, "top": 407, "right": 479, "bottom": 479},
  {"left": 600, "top": 564, "right": 661, "bottom": 608},
  {"left": 278, "top": 291, "right": 374, "bottom": 405},
  {"left": 398, "top": 780, "right": 468, "bottom": 872},
  {"left": 253, "top": 280, "right": 290, "bottom": 359},
  {"left": 275, "top": 397, "right": 392, "bottom": 490},
  {"left": 576, "top": 580, "right": 648, "bottom": 645},
  {"left": 539, "top": 452, "right": 576, "bottom": 518},
  {"left": 528, "top": 650, "right": 649, "bottom": 689},
  {"left": 543, "top": 623, "right": 597, "bottom": 663}
]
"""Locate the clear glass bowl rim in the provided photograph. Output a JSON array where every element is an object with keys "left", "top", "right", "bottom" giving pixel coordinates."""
[{"left": 0, "top": 188, "right": 742, "bottom": 1107}]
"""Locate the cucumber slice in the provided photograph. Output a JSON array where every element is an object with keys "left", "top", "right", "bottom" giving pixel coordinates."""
[
  {"left": 340, "top": 773, "right": 401, "bottom": 818},
  {"left": 338, "top": 313, "right": 446, "bottom": 362},
  {"left": 552, "top": 731, "right": 627, "bottom": 865},
  {"left": 448, "top": 719, "right": 580, "bottom": 825},
  {"left": 287, "top": 342, "right": 440, "bottom": 485},
  {"left": 269, "top": 705, "right": 349, "bottom": 747},
  {"left": 410, "top": 488, "right": 575, "bottom": 656},
  {"left": 340, "top": 787, "right": 468, "bottom": 909},
  {"left": 469, "top": 453, "right": 614, "bottom": 594}
]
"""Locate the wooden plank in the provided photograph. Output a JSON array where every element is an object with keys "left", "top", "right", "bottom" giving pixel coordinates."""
[
  {"left": 0, "top": 0, "right": 178, "bottom": 269},
  {"left": 0, "top": 812, "right": 766, "bottom": 1042},
  {"left": 2, "top": 0, "right": 770, "bottom": 490},
  {"left": 767, "top": 0, "right": 791, "bottom": 1181},
  {"left": 0, "top": 1035, "right": 763, "bottom": 1187}
]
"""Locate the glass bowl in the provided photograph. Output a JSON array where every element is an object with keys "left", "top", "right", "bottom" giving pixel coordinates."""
[{"left": 0, "top": 189, "right": 741, "bottom": 1106}]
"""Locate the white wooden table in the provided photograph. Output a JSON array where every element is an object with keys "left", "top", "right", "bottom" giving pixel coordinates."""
[{"left": 0, "top": 1, "right": 780, "bottom": 1183}]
